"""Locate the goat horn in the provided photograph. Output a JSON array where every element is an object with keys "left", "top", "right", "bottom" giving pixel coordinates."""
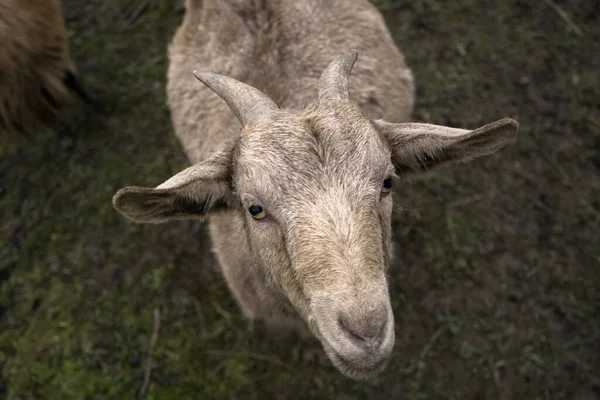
[
  {"left": 317, "top": 50, "right": 359, "bottom": 103},
  {"left": 193, "top": 71, "right": 279, "bottom": 127}
]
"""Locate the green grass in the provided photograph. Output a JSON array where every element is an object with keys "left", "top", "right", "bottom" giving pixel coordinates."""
[{"left": 1, "top": 0, "right": 599, "bottom": 399}]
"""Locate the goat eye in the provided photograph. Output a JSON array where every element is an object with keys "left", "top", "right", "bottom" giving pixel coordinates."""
[
  {"left": 381, "top": 178, "right": 393, "bottom": 194},
  {"left": 248, "top": 204, "right": 266, "bottom": 219}
]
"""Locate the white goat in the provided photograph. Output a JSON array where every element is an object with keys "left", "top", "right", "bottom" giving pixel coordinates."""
[{"left": 113, "top": 0, "right": 518, "bottom": 379}]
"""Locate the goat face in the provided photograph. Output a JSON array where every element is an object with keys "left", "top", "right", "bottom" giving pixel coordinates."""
[{"left": 233, "top": 101, "right": 397, "bottom": 378}]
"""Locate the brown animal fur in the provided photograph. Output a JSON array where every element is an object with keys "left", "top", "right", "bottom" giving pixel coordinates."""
[
  {"left": 0, "top": 0, "right": 94, "bottom": 135},
  {"left": 113, "top": 0, "right": 518, "bottom": 380}
]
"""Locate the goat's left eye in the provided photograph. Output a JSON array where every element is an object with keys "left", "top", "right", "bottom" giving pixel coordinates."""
[
  {"left": 248, "top": 204, "right": 267, "bottom": 219},
  {"left": 381, "top": 178, "right": 393, "bottom": 194}
]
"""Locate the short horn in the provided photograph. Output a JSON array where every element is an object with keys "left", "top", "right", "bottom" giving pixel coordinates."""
[
  {"left": 317, "top": 51, "right": 359, "bottom": 103},
  {"left": 193, "top": 71, "right": 279, "bottom": 127}
]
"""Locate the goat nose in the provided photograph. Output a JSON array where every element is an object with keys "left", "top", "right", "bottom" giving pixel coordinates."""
[{"left": 338, "top": 313, "right": 387, "bottom": 351}]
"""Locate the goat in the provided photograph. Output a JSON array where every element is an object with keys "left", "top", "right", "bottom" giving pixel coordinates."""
[
  {"left": 0, "top": 0, "right": 100, "bottom": 135},
  {"left": 112, "top": 0, "right": 518, "bottom": 380}
]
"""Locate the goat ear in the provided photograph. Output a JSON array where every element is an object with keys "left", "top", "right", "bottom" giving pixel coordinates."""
[
  {"left": 373, "top": 118, "right": 518, "bottom": 175},
  {"left": 112, "top": 148, "right": 236, "bottom": 224}
]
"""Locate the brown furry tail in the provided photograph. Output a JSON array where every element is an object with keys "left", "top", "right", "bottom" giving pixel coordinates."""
[
  {"left": 0, "top": 0, "right": 106, "bottom": 136},
  {"left": 0, "top": 67, "right": 69, "bottom": 135},
  {"left": 0, "top": 69, "right": 106, "bottom": 136}
]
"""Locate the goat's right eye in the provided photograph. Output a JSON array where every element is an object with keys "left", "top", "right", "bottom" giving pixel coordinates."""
[
  {"left": 248, "top": 204, "right": 266, "bottom": 219},
  {"left": 381, "top": 177, "right": 393, "bottom": 195}
]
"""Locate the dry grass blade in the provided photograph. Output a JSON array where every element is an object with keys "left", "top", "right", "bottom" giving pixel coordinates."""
[
  {"left": 445, "top": 210, "right": 459, "bottom": 251},
  {"left": 420, "top": 325, "right": 448, "bottom": 360},
  {"left": 139, "top": 308, "right": 161, "bottom": 399},
  {"left": 542, "top": 0, "right": 583, "bottom": 36}
]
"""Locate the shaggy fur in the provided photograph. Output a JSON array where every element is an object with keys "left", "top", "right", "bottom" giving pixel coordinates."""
[
  {"left": 0, "top": 0, "right": 97, "bottom": 135},
  {"left": 113, "top": 0, "right": 518, "bottom": 380}
]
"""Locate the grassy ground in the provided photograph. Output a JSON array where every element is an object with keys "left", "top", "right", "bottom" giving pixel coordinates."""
[{"left": 1, "top": 0, "right": 599, "bottom": 399}]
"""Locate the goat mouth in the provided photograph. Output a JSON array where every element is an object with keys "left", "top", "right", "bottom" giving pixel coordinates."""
[{"left": 325, "top": 345, "right": 392, "bottom": 380}]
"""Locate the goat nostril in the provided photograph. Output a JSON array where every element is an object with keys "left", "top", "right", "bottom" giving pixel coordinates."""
[{"left": 339, "top": 316, "right": 386, "bottom": 350}]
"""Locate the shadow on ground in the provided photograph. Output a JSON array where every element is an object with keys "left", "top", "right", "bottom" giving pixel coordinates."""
[{"left": 1, "top": 0, "right": 598, "bottom": 399}]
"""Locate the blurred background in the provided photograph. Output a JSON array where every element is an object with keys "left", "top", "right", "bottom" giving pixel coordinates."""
[{"left": 1, "top": 0, "right": 598, "bottom": 398}]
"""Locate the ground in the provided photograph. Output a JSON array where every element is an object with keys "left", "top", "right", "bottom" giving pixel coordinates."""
[{"left": 1, "top": 0, "right": 598, "bottom": 399}]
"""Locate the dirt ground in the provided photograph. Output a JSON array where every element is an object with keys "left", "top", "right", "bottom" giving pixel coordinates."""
[{"left": 1, "top": 0, "right": 598, "bottom": 399}]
